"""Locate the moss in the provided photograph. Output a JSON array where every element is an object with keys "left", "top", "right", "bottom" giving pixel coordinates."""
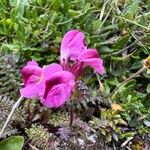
[{"left": 25, "top": 124, "right": 52, "bottom": 150}]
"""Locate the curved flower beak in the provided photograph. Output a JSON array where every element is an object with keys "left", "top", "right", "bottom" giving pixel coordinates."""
[{"left": 60, "top": 30, "right": 86, "bottom": 64}]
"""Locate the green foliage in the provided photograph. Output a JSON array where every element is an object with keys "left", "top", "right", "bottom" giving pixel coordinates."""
[
  {"left": 25, "top": 124, "right": 52, "bottom": 150},
  {"left": 0, "top": 51, "right": 26, "bottom": 138},
  {"left": 0, "top": 52, "right": 21, "bottom": 99},
  {"left": 0, "top": 0, "right": 150, "bottom": 149},
  {"left": 48, "top": 111, "right": 68, "bottom": 126},
  {"left": 0, "top": 136, "right": 24, "bottom": 150}
]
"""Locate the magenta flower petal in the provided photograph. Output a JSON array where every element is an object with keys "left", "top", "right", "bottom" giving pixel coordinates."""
[
  {"left": 41, "top": 83, "right": 73, "bottom": 108},
  {"left": 20, "top": 60, "right": 43, "bottom": 98},
  {"left": 60, "top": 30, "right": 86, "bottom": 62},
  {"left": 42, "top": 63, "right": 63, "bottom": 80},
  {"left": 24, "top": 75, "right": 40, "bottom": 85},
  {"left": 20, "top": 61, "right": 64, "bottom": 99},
  {"left": 78, "top": 49, "right": 99, "bottom": 59},
  {"left": 72, "top": 49, "right": 105, "bottom": 75},
  {"left": 21, "top": 61, "right": 42, "bottom": 86},
  {"left": 61, "top": 30, "right": 79, "bottom": 50},
  {"left": 40, "top": 71, "right": 75, "bottom": 108},
  {"left": 20, "top": 82, "right": 44, "bottom": 98},
  {"left": 26, "top": 60, "right": 38, "bottom": 66},
  {"left": 81, "top": 58, "right": 105, "bottom": 74}
]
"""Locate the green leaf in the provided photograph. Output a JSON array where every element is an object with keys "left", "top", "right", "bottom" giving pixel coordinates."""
[
  {"left": 16, "top": 0, "right": 29, "bottom": 17},
  {"left": 124, "top": 1, "right": 139, "bottom": 20},
  {"left": 113, "top": 35, "right": 130, "bottom": 51},
  {"left": 147, "top": 83, "right": 150, "bottom": 93},
  {"left": 143, "top": 93, "right": 150, "bottom": 108},
  {"left": 117, "top": 79, "right": 136, "bottom": 99},
  {"left": 119, "top": 132, "right": 136, "bottom": 140},
  {"left": 92, "top": 20, "right": 101, "bottom": 32},
  {"left": 0, "top": 136, "right": 24, "bottom": 150}
]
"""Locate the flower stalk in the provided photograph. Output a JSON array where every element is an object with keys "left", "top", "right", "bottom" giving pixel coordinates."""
[
  {"left": 69, "top": 106, "right": 74, "bottom": 127},
  {"left": 0, "top": 96, "right": 23, "bottom": 138}
]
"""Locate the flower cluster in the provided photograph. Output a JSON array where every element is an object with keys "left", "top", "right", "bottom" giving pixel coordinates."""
[{"left": 20, "top": 30, "right": 105, "bottom": 108}]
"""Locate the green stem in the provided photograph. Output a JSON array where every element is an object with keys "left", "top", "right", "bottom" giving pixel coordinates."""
[{"left": 110, "top": 67, "right": 146, "bottom": 99}]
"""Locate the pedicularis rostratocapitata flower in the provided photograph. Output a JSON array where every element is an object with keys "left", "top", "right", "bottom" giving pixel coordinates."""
[{"left": 20, "top": 30, "right": 105, "bottom": 108}]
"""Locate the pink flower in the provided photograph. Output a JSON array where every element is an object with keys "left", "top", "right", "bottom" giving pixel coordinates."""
[
  {"left": 71, "top": 49, "right": 105, "bottom": 76},
  {"left": 20, "top": 30, "right": 105, "bottom": 109},
  {"left": 60, "top": 30, "right": 86, "bottom": 65},
  {"left": 60, "top": 30, "right": 105, "bottom": 76},
  {"left": 20, "top": 60, "right": 75, "bottom": 108},
  {"left": 20, "top": 60, "right": 63, "bottom": 98},
  {"left": 39, "top": 71, "right": 75, "bottom": 108}
]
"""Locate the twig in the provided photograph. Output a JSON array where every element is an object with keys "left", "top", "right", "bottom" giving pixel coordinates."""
[
  {"left": 29, "top": 143, "right": 40, "bottom": 150},
  {"left": 106, "top": 35, "right": 145, "bottom": 57},
  {"left": 0, "top": 37, "right": 6, "bottom": 42},
  {"left": 113, "top": 142, "right": 117, "bottom": 150},
  {"left": 126, "top": 146, "right": 132, "bottom": 150},
  {"left": 110, "top": 66, "right": 146, "bottom": 99},
  {"left": 0, "top": 96, "right": 23, "bottom": 138},
  {"left": 116, "top": 16, "right": 150, "bottom": 30},
  {"left": 121, "top": 137, "right": 133, "bottom": 148},
  {"left": 96, "top": 72, "right": 104, "bottom": 92},
  {"left": 98, "top": 5, "right": 112, "bottom": 33},
  {"left": 99, "top": 0, "right": 109, "bottom": 21},
  {"left": 69, "top": 106, "right": 74, "bottom": 127},
  {"left": 137, "top": 12, "right": 150, "bottom": 19},
  {"left": 131, "top": 33, "right": 148, "bottom": 52}
]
